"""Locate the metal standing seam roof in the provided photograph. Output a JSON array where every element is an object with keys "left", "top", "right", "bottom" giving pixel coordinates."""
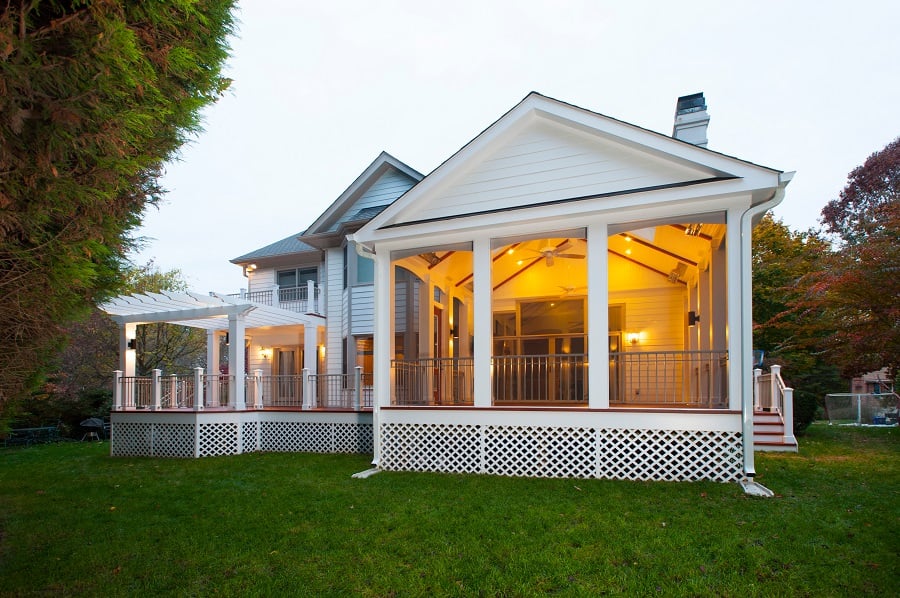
[
  {"left": 231, "top": 231, "right": 317, "bottom": 263},
  {"left": 100, "top": 291, "right": 317, "bottom": 330}
]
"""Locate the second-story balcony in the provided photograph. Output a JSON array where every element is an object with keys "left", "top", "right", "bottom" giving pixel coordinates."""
[{"left": 227, "top": 280, "right": 323, "bottom": 315}]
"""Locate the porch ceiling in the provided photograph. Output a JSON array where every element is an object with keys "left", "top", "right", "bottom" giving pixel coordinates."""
[{"left": 100, "top": 291, "right": 316, "bottom": 330}]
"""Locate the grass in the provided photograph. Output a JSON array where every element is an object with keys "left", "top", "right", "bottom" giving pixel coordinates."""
[{"left": 0, "top": 424, "right": 897, "bottom": 597}]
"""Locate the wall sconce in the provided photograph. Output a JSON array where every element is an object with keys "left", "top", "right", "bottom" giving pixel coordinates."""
[
  {"left": 224, "top": 332, "right": 230, "bottom": 346},
  {"left": 688, "top": 311, "right": 700, "bottom": 327},
  {"left": 260, "top": 347, "right": 271, "bottom": 360},
  {"left": 627, "top": 333, "right": 640, "bottom": 346},
  {"left": 127, "top": 338, "right": 136, "bottom": 350}
]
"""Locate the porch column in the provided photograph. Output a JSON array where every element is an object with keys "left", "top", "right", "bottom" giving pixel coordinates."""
[
  {"left": 587, "top": 222, "right": 609, "bottom": 409},
  {"left": 726, "top": 207, "right": 744, "bottom": 412},
  {"left": 227, "top": 313, "right": 247, "bottom": 410},
  {"left": 303, "top": 324, "right": 317, "bottom": 374},
  {"left": 372, "top": 247, "right": 393, "bottom": 465},
  {"left": 118, "top": 322, "right": 137, "bottom": 378},
  {"left": 472, "top": 236, "right": 492, "bottom": 408},
  {"left": 206, "top": 330, "right": 220, "bottom": 407}
]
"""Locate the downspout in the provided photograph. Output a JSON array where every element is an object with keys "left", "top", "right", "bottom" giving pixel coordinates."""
[{"left": 739, "top": 171, "right": 794, "bottom": 481}]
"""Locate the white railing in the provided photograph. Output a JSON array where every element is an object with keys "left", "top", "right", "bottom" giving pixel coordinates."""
[
  {"left": 227, "top": 280, "right": 323, "bottom": 314},
  {"left": 392, "top": 358, "right": 474, "bottom": 406},
  {"left": 114, "top": 367, "right": 370, "bottom": 412},
  {"left": 611, "top": 350, "right": 728, "bottom": 407},
  {"left": 753, "top": 365, "right": 796, "bottom": 445}
]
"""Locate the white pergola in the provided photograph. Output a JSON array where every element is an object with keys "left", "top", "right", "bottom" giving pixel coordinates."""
[{"left": 101, "top": 291, "right": 320, "bottom": 409}]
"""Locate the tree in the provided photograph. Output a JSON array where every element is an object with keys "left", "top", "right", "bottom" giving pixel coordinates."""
[
  {"left": 752, "top": 214, "right": 841, "bottom": 431},
  {"left": 3, "top": 263, "right": 206, "bottom": 435},
  {"left": 0, "top": 2, "right": 235, "bottom": 405},
  {"left": 813, "top": 138, "right": 900, "bottom": 377}
]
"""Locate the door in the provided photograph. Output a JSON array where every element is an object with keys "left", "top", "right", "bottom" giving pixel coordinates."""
[{"left": 273, "top": 347, "right": 302, "bottom": 406}]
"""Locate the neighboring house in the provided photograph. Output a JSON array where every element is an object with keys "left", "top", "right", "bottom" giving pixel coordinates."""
[
  {"left": 850, "top": 368, "right": 895, "bottom": 395},
  {"left": 102, "top": 92, "right": 795, "bottom": 483}
]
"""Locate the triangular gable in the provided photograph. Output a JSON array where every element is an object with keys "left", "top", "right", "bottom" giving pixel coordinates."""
[
  {"left": 304, "top": 151, "right": 423, "bottom": 237},
  {"left": 361, "top": 93, "right": 782, "bottom": 233}
]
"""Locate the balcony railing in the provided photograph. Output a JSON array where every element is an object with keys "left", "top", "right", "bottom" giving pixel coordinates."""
[
  {"left": 227, "top": 280, "right": 322, "bottom": 315},
  {"left": 610, "top": 350, "right": 728, "bottom": 407},
  {"left": 493, "top": 354, "right": 587, "bottom": 404},
  {"left": 392, "top": 358, "right": 474, "bottom": 406},
  {"left": 308, "top": 372, "right": 373, "bottom": 409}
]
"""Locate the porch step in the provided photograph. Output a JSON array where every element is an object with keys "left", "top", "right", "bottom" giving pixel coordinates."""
[{"left": 753, "top": 410, "right": 798, "bottom": 453}]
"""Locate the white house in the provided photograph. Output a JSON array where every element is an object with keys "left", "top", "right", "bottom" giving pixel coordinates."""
[{"left": 102, "top": 92, "right": 796, "bottom": 484}]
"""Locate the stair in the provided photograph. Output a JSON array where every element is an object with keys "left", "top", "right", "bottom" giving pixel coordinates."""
[{"left": 753, "top": 409, "right": 798, "bottom": 452}]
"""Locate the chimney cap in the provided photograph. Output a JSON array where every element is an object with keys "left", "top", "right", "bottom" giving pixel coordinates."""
[{"left": 676, "top": 92, "right": 706, "bottom": 115}]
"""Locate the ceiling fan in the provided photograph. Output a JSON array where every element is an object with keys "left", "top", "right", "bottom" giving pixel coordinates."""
[
  {"left": 558, "top": 285, "right": 587, "bottom": 297},
  {"left": 528, "top": 240, "right": 585, "bottom": 267}
]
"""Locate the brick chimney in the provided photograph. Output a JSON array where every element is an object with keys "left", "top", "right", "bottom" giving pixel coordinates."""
[{"left": 672, "top": 92, "right": 709, "bottom": 147}]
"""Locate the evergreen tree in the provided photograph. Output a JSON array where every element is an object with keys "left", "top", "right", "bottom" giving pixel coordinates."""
[{"left": 0, "top": 1, "right": 236, "bottom": 404}]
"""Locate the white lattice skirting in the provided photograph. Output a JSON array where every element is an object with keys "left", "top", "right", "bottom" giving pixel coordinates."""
[
  {"left": 379, "top": 423, "right": 743, "bottom": 482},
  {"left": 111, "top": 415, "right": 373, "bottom": 458}
]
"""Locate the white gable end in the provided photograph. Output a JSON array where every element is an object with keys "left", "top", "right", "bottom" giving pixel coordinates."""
[{"left": 383, "top": 114, "right": 723, "bottom": 226}]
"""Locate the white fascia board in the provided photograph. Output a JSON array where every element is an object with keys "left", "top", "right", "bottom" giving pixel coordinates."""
[
  {"left": 360, "top": 93, "right": 784, "bottom": 237},
  {"left": 360, "top": 178, "right": 761, "bottom": 247}
]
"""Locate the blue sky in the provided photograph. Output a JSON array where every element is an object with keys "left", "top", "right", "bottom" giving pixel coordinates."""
[{"left": 134, "top": 0, "right": 900, "bottom": 293}]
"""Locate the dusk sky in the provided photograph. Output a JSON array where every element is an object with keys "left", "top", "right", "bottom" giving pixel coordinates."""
[{"left": 133, "top": 0, "right": 900, "bottom": 293}]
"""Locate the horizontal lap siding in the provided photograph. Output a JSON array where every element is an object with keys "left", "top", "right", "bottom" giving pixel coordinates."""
[
  {"left": 325, "top": 248, "right": 344, "bottom": 374},
  {"left": 330, "top": 170, "right": 417, "bottom": 230},
  {"left": 351, "top": 285, "right": 374, "bottom": 335},
  {"left": 413, "top": 122, "right": 709, "bottom": 221}
]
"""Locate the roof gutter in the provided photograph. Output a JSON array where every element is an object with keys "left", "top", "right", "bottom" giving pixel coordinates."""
[
  {"left": 739, "top": 171, "right": 794, "bottom": 484},
  {"left": 347, "top": 233, "right": 376, "bottom": 259}
]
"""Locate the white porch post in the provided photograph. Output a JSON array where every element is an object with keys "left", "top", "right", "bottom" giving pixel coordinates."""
[
  {"left": 206, "top": 330, "right": 220, "bottom": 407},
  {"left": 118, "top": 322, "right": 136, "bottom": 378},
  {"left": 272, "top": 284, "right": 280, "bottom": 309},
  {"left": 372, "top": 247, "right": 392, "bottom": 465},
  {"left": 227, "top": 313, "right": 247, "bottom": 410},
  {"left": 307, "top": 280, "right": 316, "bottom": 312},
  {"left": 252, "top": 369, "right": 263, "bottom": 409},
  {"left": 303, "top": 325, "right": 317, "bottom": 377},
  {"left": 783, "top": 387, "right": 796, "bottom": 445},
  {"left": 726, "top": 207, "right": 744, "bottom": 412},
  {"left": 151, "top": 369, "right": 162, "bottom": 410},
  {"left": 354, "top": 366, "right": 362, "bottom": 411},
  {"left": 193, "top": 367, "right": 204, "bottom": 411},
  {"left": 753, "top": 368, "right": 762, "bottom": 410},
  {"left": 302, "top": 367, "right": 313, "bottom": 409},
  {"left": 472, "top": 236, "right": 492, "bottom": 408},
  {"left": 113, "top": 370, "right": 123, "bottom": 411},
  {"left": 587, "top": 222, "right": 609, "bottom": 409}
]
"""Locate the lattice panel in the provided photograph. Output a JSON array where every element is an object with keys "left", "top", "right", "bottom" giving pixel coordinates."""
[
  {"left": 380, "top": 423, "right": 482, "bottom": 473},
  {"left": 259, "top": 422, "right": 325, "bottom": 453},
  {"left": 111, "top": 422, "right": 152, "bottom": 457},
  {"left": 151, "top": 423, "right": 196, "bottom": 458},
  {"left": 198, "top": 423, "right": 237, "bottom": 457},
  {"left": 483, "top": 425, "right": 597, "bottom": 478},
  {"left": 597, "top": 428, "right": 742, "bottom": 482},
  {"left": 332, "top": 423, "right": 374, "bottom": 453},
  {"left": 241, "top": 421, "right": 259, "bottom": 453}
]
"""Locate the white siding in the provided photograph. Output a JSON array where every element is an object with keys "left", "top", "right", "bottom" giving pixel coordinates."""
[
  {"left": 330, "top": 170, "right": 416, "bottom": 231},
  {"left": 351, "top": 285, "right": 374, "bottom": 335},
  {"left": 248, "top": 268, "right": 276, "bottom": 293},
  {"left": 408, "top": 120, "right": 713, "bottom": 223},
  {"left": 325, "top": 247, "right": 344, "bottom": 374}
]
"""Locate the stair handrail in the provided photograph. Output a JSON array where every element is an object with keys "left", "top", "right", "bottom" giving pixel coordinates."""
[{"left": 770, "top": 365, "right": 796, "bottom": 446}]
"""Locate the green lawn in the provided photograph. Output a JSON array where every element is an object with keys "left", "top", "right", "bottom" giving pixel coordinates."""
[{"left": 1, "top": 424, "right": 896, "bottom": 597}]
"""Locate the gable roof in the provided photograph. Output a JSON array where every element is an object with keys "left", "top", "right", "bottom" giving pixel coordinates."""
[
  {"left": 356, "top": 92, "right": 785, "bottom": 239},
  {"left": 231, "top": 151, "right": 422, "bottom": 263},
  {"left": 302, "top": 151, "right": 422, "bottom": 242}
]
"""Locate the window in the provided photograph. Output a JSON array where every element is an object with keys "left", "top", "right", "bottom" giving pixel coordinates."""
[
  {"left": 343, "top": 245, "right": 349, "bottom": 289},
  {"left": 277, "top": 267, "right": 317, "bottom": 288},
  {"left": 356, "top": 336, "right": 373, "bottom": 374},
  {"left": 356, "top": 252, "right": 374, "bottom": 284}
]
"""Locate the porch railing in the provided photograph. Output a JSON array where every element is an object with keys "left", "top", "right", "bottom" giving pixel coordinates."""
[
  {"left": 308, "top": 371, "right": 373, "bottom": 409},
  {"left": 610, "top": 350, "right": 728, "bottom": 407},
  {"left": 227, "top": 280, "right": 322, "bottom": 314},
  {"left": 256, "top": 375, "right": 304, "bottom": 407},
  {"left": 392, "top": 358, "right": 474, "bottom": 406},
  {"left": 493, "top": 354, "right": 587, "bottom": 404},
  {"left": 118, "top": 376, "right": 152, "bottom": 409},
  {"left": 754, "top": 365, "right": 796, "bottom": 444}
]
